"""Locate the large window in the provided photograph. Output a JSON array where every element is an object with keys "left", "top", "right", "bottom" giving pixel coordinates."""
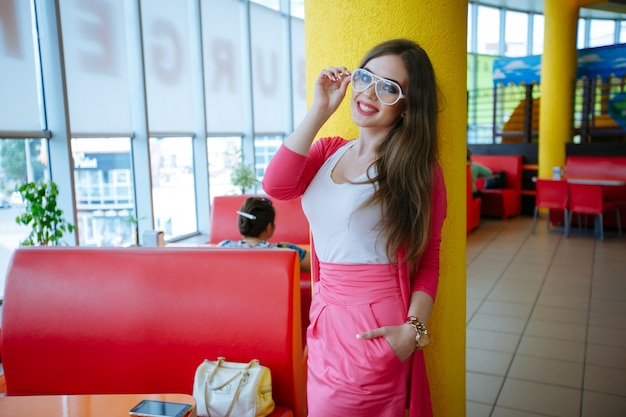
[
  {"left": 254, "top": 135, "right": 283, "bottom": 179},
  {"left": 504, "top": 10, "right": 528, "bottom": 57},
  {"left": 0, "top": 0, "right": 43, "bottom": 132},
  {"left": 149, "top": 136, "right": 197, "bottom": 240},
  {"left": 588, "top": 19, "right": 616, "bottom": 47},
  {"left": 578, "top": 19, "right": 588, "bottom": 49},
  {"left": 579, "top": 18, "right": 624, "bottom": 49},
  {"left": 0, "top": 138, "right": 50, "bottom": 297},
  {"left": 72, "top": 138, "right": 135, "bottom": 247},
  {"left": 467, "top": 3, "right": 474, "bottom": 51},
  {"left": 476, "top": 6, "right": 501, "bottom": 55},
  {"left": 207, "top": 136, "right": 245, "bottom": 198},
  {"left": 252, "top": 0, "right": 304, "bottom": 18},
  {"left": 531, "top": 14, "right": 544, "bottom": 55}
]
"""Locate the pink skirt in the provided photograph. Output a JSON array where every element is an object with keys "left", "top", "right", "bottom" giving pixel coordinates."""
[{"left": 306, "top": 262, "right": 410, "bottom": 417}]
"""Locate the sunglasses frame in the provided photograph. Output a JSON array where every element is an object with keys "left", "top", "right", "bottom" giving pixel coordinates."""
[{"left": 350, "top": 68, "right": 406, "bottom": 106}]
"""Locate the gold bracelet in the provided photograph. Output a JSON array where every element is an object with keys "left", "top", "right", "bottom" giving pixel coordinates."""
[{"left": 406, "top": 316, "right": 430, "bottom": 350}]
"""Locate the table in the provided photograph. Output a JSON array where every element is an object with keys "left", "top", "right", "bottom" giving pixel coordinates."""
[
  {"left": 566, "top": 178, "right": 626, "bottom": 186},
  {"left": 531, "top": 176, "right": 626, "bottom": 186},
  {"left": 0, "top": 393, "right": 196, "bottom": 417}
]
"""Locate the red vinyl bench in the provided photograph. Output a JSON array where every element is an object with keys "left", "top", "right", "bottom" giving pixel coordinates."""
[
  {"left": 209, "top": 195, "right": 312, "bottom": 340},
  {"left": 472, "top": 155, "right": 523, "bottom": 220},
  {"left": 1, "top": 247, "right": 307, "bottom": 417}
]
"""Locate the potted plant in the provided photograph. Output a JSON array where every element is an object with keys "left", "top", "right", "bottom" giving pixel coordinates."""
[
  {"left": 125, "top": 214, "right": 146, "bottom": 246},
  {"left": 15, "top": 181, "right": 75, "bottom": 246},
  {"left": 230, "top": 151, "right": 258, "bottom": 194}
]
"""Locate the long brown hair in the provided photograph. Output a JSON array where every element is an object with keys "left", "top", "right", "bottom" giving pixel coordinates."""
[{"left": 359, "top": 39, "right": 439, "bottom": 270}]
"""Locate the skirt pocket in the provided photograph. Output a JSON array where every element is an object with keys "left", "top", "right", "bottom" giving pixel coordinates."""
[{"left": 359, "top": 300, "right": 404, "bottom": 370}]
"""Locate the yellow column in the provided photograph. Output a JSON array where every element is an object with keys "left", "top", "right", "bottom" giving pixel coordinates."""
[
  {"left": 305, "top": 1, "right": 467, "bottom": 416},
  {"left": 538, "top": 0, "right": 579, "bottom": 178}
]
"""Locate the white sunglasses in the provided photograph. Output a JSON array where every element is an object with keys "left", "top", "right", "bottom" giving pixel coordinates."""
[{"left": 350, "top": 68, "right": 406, "bottom": 106}]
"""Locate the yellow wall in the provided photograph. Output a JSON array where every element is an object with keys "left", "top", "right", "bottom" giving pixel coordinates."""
[{"left": 305, "top": 1, "right": 468, "bottom": 415}]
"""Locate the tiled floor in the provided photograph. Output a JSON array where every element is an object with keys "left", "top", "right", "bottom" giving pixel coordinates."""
[{"left": 466, "top": 216, "right": 626, "bottom": 417}]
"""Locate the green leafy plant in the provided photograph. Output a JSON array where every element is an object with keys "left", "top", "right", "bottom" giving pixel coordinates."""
[
  {"left": 230, "top": 151, "right": 258, "bottom": 194},
  {"left": 15, "top": 181, "right": 75, "bottom": 246},
  {"left": 125, "top": 214, "right": 146, "bottom": 246}
]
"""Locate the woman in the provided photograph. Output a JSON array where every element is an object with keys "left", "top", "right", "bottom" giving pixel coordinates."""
[
  {"left": 262, "top": 39, "right": 447, "bottom": 417},
  {"left": 217, "top": 196, "right": 310, "bottom": 272}
]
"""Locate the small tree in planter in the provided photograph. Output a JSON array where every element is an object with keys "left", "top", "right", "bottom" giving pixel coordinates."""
[
  {"left": 15, "top": 181, "right": 75, "bottom": 246},
  {"left": 230, "top": 151, "right": 258, "bottom": 194}
]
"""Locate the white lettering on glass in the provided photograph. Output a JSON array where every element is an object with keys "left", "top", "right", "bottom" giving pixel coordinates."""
[
  {"left": 76, "top": 0, "right": 116, "bottom": 75},
  {"left": 74, "top": 153, "right": 98, "bottom": 169},
  {"left": 295, "top": 57, "right": 305, "bottom": 99},
  {"left": 0, "top": 0, "right": 22, "bottom": 58},
  {"left": 211, "top": 38, "right": 236, "bottom": 93},
  {"left": 149, "top": 19, "right": 182, "bottom": 85},
  {"left": 254, "top": 48, "right": 277, "bottom": 97}
]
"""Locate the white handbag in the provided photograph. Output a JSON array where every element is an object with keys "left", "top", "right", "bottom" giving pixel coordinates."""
[{"left": 193, "top": 357, "right": 275, "bottom": 417}]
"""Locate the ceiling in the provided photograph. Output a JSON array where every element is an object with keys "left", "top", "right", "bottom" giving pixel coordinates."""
[{"left": 473, "top": 0, "right": 626, "bottom": 19}]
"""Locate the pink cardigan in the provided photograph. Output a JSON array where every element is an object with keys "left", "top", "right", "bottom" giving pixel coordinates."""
[{"left": 262, "top": 137, "right": 447, "bottom": 417}]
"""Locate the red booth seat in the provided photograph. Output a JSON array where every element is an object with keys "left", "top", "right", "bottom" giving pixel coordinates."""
[
  {"left": 1, "top": 247, "right": 307, "bottom": 417},
  {"left": 209, "top": 195, "right": 310, "bottom": 245},
  {"left": 565, "top": 156, "right": 626, "bottom": 181},
  {"left": 472, "top": 155, "right": 523, "bottom": 220},
  {"left": 209, "top": 195, "right": 312, "bottom": 340}
]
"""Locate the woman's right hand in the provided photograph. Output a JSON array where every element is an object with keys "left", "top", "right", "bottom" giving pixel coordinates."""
[
  {"left": 312, "top": 66, "right": 351, "bottom": 116},
  {"left": 281, "top": 66, "right": 352, "bottom": 156}
]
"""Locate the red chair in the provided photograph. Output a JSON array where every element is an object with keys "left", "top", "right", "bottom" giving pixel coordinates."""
[
  {"left": 602, "top": 185, "right": 626, "bottom": 234},
  {"left": 532, "top": 179, "right": 569, "bottom": 236},
  {"left": 567, "top": 182, "right": 622, "bottom": 240}
]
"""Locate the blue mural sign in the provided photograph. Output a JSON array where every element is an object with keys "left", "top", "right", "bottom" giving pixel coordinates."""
[
  {"left": 493, "top": 43, "right": 626, "bottom": 86},
  {"left": 493, "top": 54, "right": 542, "bottom": 85}
]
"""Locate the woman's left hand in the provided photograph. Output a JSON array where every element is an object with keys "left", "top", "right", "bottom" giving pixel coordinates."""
[{"left": 356, "top": 324, "right": 416, "bottom": 362}]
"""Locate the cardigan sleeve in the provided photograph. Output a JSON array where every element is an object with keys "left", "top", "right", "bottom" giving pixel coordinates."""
[
  {"left": 262, "top": 137, "right": 348, "bottom": 284},
  {"left": 262, "top": 137, "right": 348, "bottom": 200},
  {"left": 410, "top": 163, "right": 447, "bottom": 300}
]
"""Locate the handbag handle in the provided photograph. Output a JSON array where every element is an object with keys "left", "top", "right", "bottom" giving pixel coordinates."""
[{"left": 203, "top": 358, "right": 255, "bottom": 417}]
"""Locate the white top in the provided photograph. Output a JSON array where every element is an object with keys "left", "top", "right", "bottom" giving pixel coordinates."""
[{"left": 301, "top": 141, "right": 389, "bottom": 264}]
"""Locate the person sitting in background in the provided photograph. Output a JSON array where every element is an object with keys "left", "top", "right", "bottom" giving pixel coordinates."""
[
  {"left": 217, "top": 196, "right": 311, "bottom": 272},
  {"left": 467, "top": 148, "right": 493, "bottom": 197}
]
